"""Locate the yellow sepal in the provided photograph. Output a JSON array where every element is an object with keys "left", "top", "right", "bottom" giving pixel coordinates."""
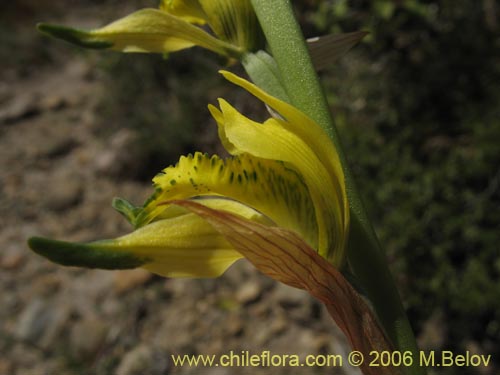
[
  {"left": 44, "top": 8, "right": 241, "bottom": 57},
  {"left": 159, "top": 0, "right": 207, "bottom": 25}
]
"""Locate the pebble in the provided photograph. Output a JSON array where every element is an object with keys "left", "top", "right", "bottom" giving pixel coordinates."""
[
  {"left": 69, "top": 316, "right": 108, "bottom": 360},
  {"left": 272, "top": 282, "right": 310, "bottom": 308},
  {"left": 14, "top": 296, "right": 72, "bottom": 350},
  {"left": 39, "top": 95, "right": 67, "bottom": 111},
  {"left": 16, "top": 299, "right": 54, "bottom": 343},
  {"left": 270, "top": 326, "right": 317, "bottom": 357},
  {"left": 31, "top": 273, "right": 62, "bottom": 297},
  {"left": 115, "top": 345, "right": 153, "bottom": 375},
  {"left": 35, "top": 135, "right": 77, "bottom": 159},
  {"left": 0, "top": 359, "right": 13, "bottom": 374},
  {"left": 235, "top": 280, "right": 262, "bottom": 305},
  {"left": 39, "top": 304, "right": 71, "bottom": 350},
  {"left": 94, "top": 129, "right": 142, "bottom": 178},
  {"left": 226, "top": 313, "right": 244, "bottom": 336},
  {"left": 269, "top": 313, "right": 288, "bottom": 335},
  {"left": 42, "top": 171, "right": 83, "bottom": 211},
  {"left": 272, "top": 283, "right": 315, "bottom": 323},
  {"left": 0, "top": 82, "right": 11, "bottom": 104},
  {"left": 0, "top": 92, "right": 39, "bottom": 124},
  {"left": 113, "top": 269, "right": 153, "bottom": 294},
  {"left": 222, "top": 259, "right": 254, "bottom": 286},
  {"left": 0, "top": 245, "right": 25, "bottom": 270}
]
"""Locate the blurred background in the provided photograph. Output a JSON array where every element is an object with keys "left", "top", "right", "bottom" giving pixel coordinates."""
[{"left": 1, "top": 1, "right": 499, "bottom": 374}]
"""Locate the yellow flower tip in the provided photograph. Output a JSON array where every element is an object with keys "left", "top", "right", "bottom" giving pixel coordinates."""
[
  {"left": 218, "top": 69, "right": 241, "bottom": 84},
  {"left": 215, "top": 98, "right": 234, "bottom": 115},
  {"left": 207, "top": 103, "right": 222, "bottom": 121}
]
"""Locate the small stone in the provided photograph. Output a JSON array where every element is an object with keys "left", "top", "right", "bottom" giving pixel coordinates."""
[
  {"left": 42, "top": 171, "right": 83, "bottom": 211},
  {"left": 32, "top": 273, "right": 62, "bottom": 296},
  {"left": 39, "top": 95, "right": 66, "bottom": 111},
  {"left": 101, "top": 298, "right": 122, "bottom": 317},
  {"left": 0, "top": 246, "right": 25, "bottom": 270},
  {"left": 0, "top": 93, "right": 39, "bottom": 124},
  {"left": 0, "top": 82, "right": 11, "bottom": 104},
  {"left": 94, "top": 129, "right": 143, "bottom": 178},
  {"left": 273, "top": 283, "right": 309, "bottom": 308},
  {"left": 222, "top": 259, "right": 253, "bottom": 285},
  {"left": 115, "top": 345, "right": 153, "bottom": 375},
  {"left": 226, "top": 314, "right": 244, "bottom": 336},
  {"left": 269, "top": 313, "right": 288, "bottom": 335},
  {"left": 235, "top": 280, "right": 262, "bottom": 305},
  {"left": 271, "top": 326, "right": 318, "bottom": 357},
  {"left": 311, "top": 333, "right": 332, "bottom": 352},
  {"left": 0, "top": 359, "right": 13, "bottom": 374},
  {"left": 69, "top": 316, "right": 108, "bottom": 360},
  {"left": 36, "top": 136, "right": 77, "bottom": 159},
  {"left": 114, "top": 269, "right": 153, "bottom": 294},
  {"left": 39, "top": 304, "right": 71, "bottom": 350},
  {"left": 16, "top": 299, "right": 47, "bottom": 341},
  {"left": 14, "top": 296, "right": 70, "bottom": 350},
  {"left": 16, "top": 299, "right": 59, "bottom": 344}
]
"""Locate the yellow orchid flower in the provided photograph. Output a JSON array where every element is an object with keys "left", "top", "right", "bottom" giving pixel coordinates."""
[
  {"left": 37, "top": 0, "right": 263, "bottom": 59},
  {"left": 28, "top": 71, "right": 349, "bottom": 278}
]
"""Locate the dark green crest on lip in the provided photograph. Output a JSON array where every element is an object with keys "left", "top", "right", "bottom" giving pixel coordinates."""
[
  {"left": 37, "top": 23, "right": 113, "bottom": 49},
  {"left": 28, "top": 237, "right": 150, "bottom": 270}
]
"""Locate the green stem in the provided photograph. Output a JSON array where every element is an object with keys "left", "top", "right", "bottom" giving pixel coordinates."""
[{"left": 249, "top": 1, "right": 424, "bottom": 374}]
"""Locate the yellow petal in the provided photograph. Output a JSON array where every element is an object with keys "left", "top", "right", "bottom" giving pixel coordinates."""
[
  {"left": 159, "top": 0, "right": 207, "bottom": 25},
  {"left": 39, "top": 9, "right": 241, "bottom": 57},
  {"left": 137, "top": 152, "right": 319, "bottom": 251},
  {"left": 210, "top": 91, "right": 348, "bottom": 266}
]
